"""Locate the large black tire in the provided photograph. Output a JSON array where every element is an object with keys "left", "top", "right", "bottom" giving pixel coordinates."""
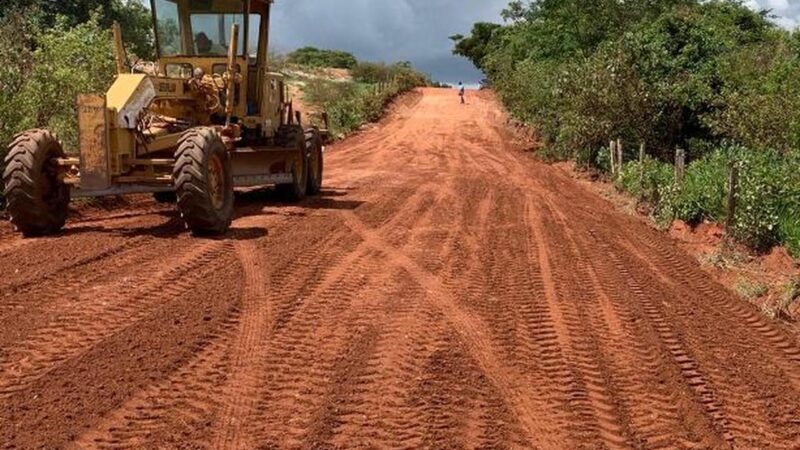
[
  {"left": 173, "top": 128, "right": 234, "bottom": 235},
  {"left": 305, "top": 129, "right": 324, "bottom": 196},
  {"left": 276, "top": 126, "right": 308, "bottom": 202},
  {"left": 3, "top": 129, "right": 70, "bottom": 237}
]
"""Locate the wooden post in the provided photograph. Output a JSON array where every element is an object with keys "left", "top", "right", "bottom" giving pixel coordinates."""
[
  {"left": 616, "top": 139, "right": 624, "bottom": 175},
  {"left": 726, "top": 162, "right": 739, "bottom": 232},
  {"left": 609, "top": 141, "right": 617, "bottom": 175},
  {"left": 675, "top": 148, "right": 686, "bottom": 182}
]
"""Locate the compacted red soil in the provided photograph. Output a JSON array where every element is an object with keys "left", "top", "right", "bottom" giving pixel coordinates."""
[{"left": 1, "top": 88, "right": 800, "bottom": 449}]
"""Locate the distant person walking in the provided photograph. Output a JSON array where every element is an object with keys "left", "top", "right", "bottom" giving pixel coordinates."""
[{"left": 458, "top": 82, "right": 466, "bottom": 104}]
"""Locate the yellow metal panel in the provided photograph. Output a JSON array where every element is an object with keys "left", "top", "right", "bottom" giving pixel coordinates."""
[
  {"left": 77, "top": 94, "right": 111, "bottom": 190},
  {"left": 107, "top": 74, "right": 149, "bottom": 111},
  {"left": 106, "top": 74, "right": 157, "bottom": 129}
]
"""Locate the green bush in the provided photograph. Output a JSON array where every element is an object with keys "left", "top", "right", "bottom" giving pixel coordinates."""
[
  {"left": 780, "top": 214, "right": 800, "bottom": 258},
  {"left": 302, "top": 61, "right": 427, "bottom": 137},
  {"left": 0, "top": 11, "right": 36, "bottom": 154},
  {"left": 731, "top": 149, "right": 786, "bottom": 251},
  {"left": 616, "top": 157, "right": 674, "bottom": 207},
  {"left": 0, "top": 11, "right": 116, "bottom": 215},
  {"left": 660, "top": 150, "right": 730, "bottom": 225},
  {"left": 778, "top": 149, "right": 800, "bottom": 256},
  {"left": 287, "top": 47, "right": 357, "bottom": 69},
  {"left": 18, "top": 15, "right": 116, "bottom": 151},
  {"left": 351, "top": 62, "right": 428, "bottom": 91},
  {"left": 302, "top": 77, "right": 418, "bottom": 137}
]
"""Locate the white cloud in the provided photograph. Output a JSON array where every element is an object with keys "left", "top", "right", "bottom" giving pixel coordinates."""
[{"left": 750, "top": 0, "right": 800, "bottom": 29}]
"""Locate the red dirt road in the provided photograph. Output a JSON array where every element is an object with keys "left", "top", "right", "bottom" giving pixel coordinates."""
[{"left": 2, "top": 88, "right": 800, "bottom": 449}]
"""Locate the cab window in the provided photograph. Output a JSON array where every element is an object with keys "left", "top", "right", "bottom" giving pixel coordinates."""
[{"left": 152, "top": 0, "right": 262, "bottom": 58}]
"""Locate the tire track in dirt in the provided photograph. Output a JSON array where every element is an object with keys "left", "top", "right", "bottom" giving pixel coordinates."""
[
  {"left": 0, "top": 235, "right": 151, "bottom": 296},
  {"left": 1, "top": 250, "right": 243, "bottom": 449},
  {"left": 209, "top": 240, "right": 273, "bottom": 450},
  {"left": 339, "top": 210, "right": 564, "bottom": 449},
  {"left": 536, "top": 173, "right": 800, "bottom": 447},
  {"left": 605, "top": 231, "right": 800, "bottom": 447},
  {"left": 541, "top": 200, "right": 729, "bottom": 448},
  {"left": 438, "top": 182, "right": 581, "bottom": 446},
  {"left": 295, "top": 177, "right": 524, "bottom": 448},
  {"left": 0, "top": 240, "right": 229, "bottom": 398},
  {"left": 526, "top": 200, "right": 633, "bottom": 449},
  {"left": 71, "top": 214, "right": 345, "bottom": 449},
  {"left": 0, "top": 233, "right": 199, "bottom": 352}
]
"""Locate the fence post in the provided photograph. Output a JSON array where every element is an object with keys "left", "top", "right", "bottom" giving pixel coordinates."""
[
  {"left": 675, "top": 148, "right": 686, "bottom": 183},
  {"left": 726, "top": 161, "right": 739, "bottom": 233},
  {"left": 609, "top": 140, "right": 617, "bottom": 176},
  {"left": 616, "top": 139, "right": 624, "bottom": 177}
]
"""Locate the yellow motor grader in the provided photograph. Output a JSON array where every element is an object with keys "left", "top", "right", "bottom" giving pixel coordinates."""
[{"left": 3, "top": 0, "right": 326, "bottom": 236}]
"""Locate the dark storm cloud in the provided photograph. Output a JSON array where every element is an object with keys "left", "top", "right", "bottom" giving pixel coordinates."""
[{"left": 269, "top": 0, "right": 509, "bottom": 83}]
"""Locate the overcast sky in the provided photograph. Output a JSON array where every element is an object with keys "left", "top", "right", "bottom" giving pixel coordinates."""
[
  {"left": 145, "top": 1, "right": 800, "bottom": 84},
  {"left": 270, "top": 0, "right": 508, "bottom": 84}
]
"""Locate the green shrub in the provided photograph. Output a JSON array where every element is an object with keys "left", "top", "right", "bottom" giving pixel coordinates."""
[
  {"left": 731, "top": 149, "right": 785, "bottom": 251},
  {"left": 17, "top": 15, "right": 116, "bottom": 151},
  {"left": 616, "top": 157, "right": 674, "bottom": 206},
  {"left": 302, "top": 75, "right": 419, "bottom": 137},
  {"left": 780, "top": 214, "right": 800, "bottom": 258},
  {"left": 351, "top": 62, "right": 429, "bottom": 91},
  {"left": 660, "top": 150, "right": 730, "bottom": 225},
  {"left": 0, "top": 11, "right": 36, "bottom": 154},
  {"left": 776, "top": 149, "right": 800, "bottom": 256},
  {"left": 287, "top": 47, "right": 357, "bottom": 69}
]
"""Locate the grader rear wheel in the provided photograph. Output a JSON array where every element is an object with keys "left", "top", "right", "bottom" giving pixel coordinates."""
[
  {"left": 276, "top": 126, "right": 308, "bottom": 202},
  {"left": 3, "top": 129, "right": 70, "bottom": 237},
  {"left": 305, "top": 129, "right": 324, "bottom": 196},
  {"left": 173, "top": 128, "right": 234, "bottom": 235}
]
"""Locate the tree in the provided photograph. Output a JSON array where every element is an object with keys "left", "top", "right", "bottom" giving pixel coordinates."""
[
  {"left": 0, "top": 0, "right": 153, "bottom": 58},
  {"left": 450, "top": 22, "right": 501, "bottom": 70}
]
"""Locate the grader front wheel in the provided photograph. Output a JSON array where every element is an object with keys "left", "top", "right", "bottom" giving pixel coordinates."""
[
  {"left": 173, "top": 128, "right": 234, "bottom": 235},
  {"left": 3, "top": 129, "right": 70, "bottom": 237}
]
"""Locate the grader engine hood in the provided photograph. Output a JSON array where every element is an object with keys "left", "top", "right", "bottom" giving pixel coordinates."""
[{"left": 106, "top": 74, "right": 157, "bottom": 129}]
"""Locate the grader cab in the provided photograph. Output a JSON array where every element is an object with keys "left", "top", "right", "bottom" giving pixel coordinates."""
[{"left": 3, "top": 0, "right": 326, "bottom": 236}]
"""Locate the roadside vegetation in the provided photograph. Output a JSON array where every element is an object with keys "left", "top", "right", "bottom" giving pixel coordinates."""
[
  {"left": 297, "top": 61, "right": 429, "bottom": 137},
  {"left": 286, "top": 47, "right": 358, "bottom": 69},
  {"left": 453, "top": 0, "right": 800, "bottom": 258}
]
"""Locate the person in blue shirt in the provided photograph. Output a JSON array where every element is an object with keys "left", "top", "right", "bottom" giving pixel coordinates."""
[{"left": 458, "top": 82, "right": 466, "bottom": 104}]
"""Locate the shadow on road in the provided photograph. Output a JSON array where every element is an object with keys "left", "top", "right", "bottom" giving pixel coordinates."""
[{"left": 60, "top": 187, "right": 363, "bottom": 240}]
